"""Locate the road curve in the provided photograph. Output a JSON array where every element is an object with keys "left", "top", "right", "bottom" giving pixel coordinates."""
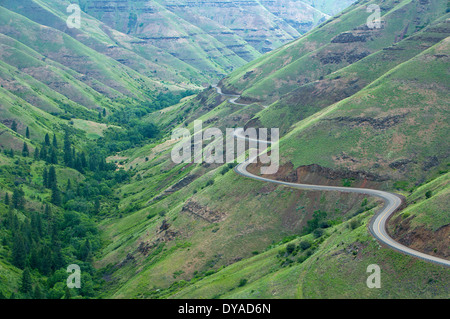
[{"left": 213, "top": 86, "right": 450, "bottom": 267}]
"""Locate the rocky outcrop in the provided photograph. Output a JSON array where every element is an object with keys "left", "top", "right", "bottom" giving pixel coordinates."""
[
  {"left": 182, "top": 201, "right": 226, "bottom": 223},
  {"left": 331, "top": 32, "right": 371, "bottom": 43},
  {"left": 327, "top": 114, "right": 406, "bottom": 130}
]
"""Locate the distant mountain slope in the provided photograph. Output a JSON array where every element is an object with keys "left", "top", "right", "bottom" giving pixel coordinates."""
[
  {"left": 77, "top": 0, "right": 354, "bottom": 77},
  {"left": 219, "top": 0, "right": 447, "bottom": 103},
  {"left": 0, "top": 1, "right": 198, "bottom": 150}
]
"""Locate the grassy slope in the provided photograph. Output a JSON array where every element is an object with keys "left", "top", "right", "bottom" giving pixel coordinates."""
[
  {"left": 220, "top": 0, "right": 447, "bottom": 103},
  {"left": 3, "top": 0, "right": 208, "bottom": 87},
  {"left": 169, "top": 176, "right": 449, "bottom": 299},
  {"left": 94, "top": 1, "right": 449, "bottom": 299},
  {"left": 276, "top": 36, "right": 449, "bottom": 185},
  {"left": 255, "top": 14, "right": 450, "bottom": 134}
]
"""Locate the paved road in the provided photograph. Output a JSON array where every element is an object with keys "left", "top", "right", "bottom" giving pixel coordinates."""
[{"left": 214, "top": 86, "right": 450, "bottom": 267}]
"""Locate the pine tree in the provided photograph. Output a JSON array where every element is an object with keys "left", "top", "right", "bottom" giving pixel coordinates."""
[
  {"left": 80, "top": 152, "right": 87, "bottom": 168},
  {"left": 42, "top": 167, "right": 48, "bottom": 189},
  {"left": 49, "top": 148, "right": 58, "bottom": 164},
  {"left": 33, "top": 285, "right": 43, "bottom": 300},
  {"left": 26, "top": 127, "right": 30, "bottom": 139},
  {"left": 20, "top": 268, "right": 32, "bottom": 294},
  {"left": 52, "top": 134, "right": 58, "bottom": 148},
  {"left": 51, "top": 183, "right": 61, "bottom": 206},
  {"left": 94, "top": 198, "right": 101, "bottom": 214},
  {"left": 22, "top": 142, "right": 29, "bottom": 157},
  {"left": 12, "top": 235, "right": 27, "bottom": 268},
  {"left": 39, "top": 147, "right": 47, "bottom": 161},
  {"left": 79, "top": 238, "right": 91, "bottom": 261},
  {"left": 34, "top": 147, "right": 40, "bottom": 160},
  {"left": 52, "top": 242, "right": 64, "bottom": 270},
  {"left": 4, "top": 193, "right": 9, "bottom": 206},
  {"left": 11, "top": 120, "right": 17, "bottom": 132},
  {"left": 12, "top": 188, "right": 25, "bottom": 210},
  {"left": 48, "top": 166, "right": 57, "bottom": 189},
  {"left": 44, "top": 133, "right": 50, "bottom": 146},
  {"left": 63, "top": 131, "right": 72, "bottom": 167},
  {"left": 40, "top": 246, "right": 52, "bottom": 275}
]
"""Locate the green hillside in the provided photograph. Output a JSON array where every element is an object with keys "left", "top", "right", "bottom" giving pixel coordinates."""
[
  {"left": 88, "top": 0, "right": 449, "bottom": 299},
  {"left": 0, "top": 0, "right": 448, "bottom": 300}
]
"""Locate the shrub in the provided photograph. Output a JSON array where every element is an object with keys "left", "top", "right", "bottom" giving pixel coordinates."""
[
  {"left": 313, "top": 228, "right": 324, "bottom": 238},
  {"left": 286, "top": 243, "right": 296, "bottom": 255},
  {"left": 350, "top": 219, "right": 360, "bottom": 230},
  {"left": 299, "top": 241, "right": 311, "bottom": 251},
  {"left": 425, "top": 190, "right": 433, "bottom": 199},
  {"left": 238, "top": 279, "right": 248, "bottom": 287}
]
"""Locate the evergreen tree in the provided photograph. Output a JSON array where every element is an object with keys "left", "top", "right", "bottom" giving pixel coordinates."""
[
  {"left": 63, "top": 131, "right": 73, "bottom": 167},
  {"left": 52, "top": 242, "right": 64, "bottom": 270},
  {"left": 34, "top": 147, "right": 40, "bottom": 160},
  {"left": 51, "top": 183, "right": 61, "bottom": 206},
  {"left": 52, "top": 134, "right": 58, "bottom": 148},
  {"left": 11, "top": 120, "right": 17, "bottom": 132},
  {"left": 94, "top": 198, "right": 101, "bottom": 214},
  {"left": 49, "top": 148, "right": 58, "bottom": 164},
  {"left": 33, "top": 285, "right": 43, "bottom": 300},
  {"left": 20, "top": 268, "right": 32, "bottom": 295},
  {"left": 26, "top": 127, "right": 30, "bottom": 139},
  {"left": 12, "top": 188, "right": 25, "bottom": 210},
  {"left": 44, "top": 133, "right": 50, "bottom": 146},
  {"left": 39, "top": 246, "right": 52, "bottom": 275},
  {"left": 80, "top": 152, "right": 87, "bottom": 168},
  {"left": 22, "top": 142, "right": 29, "bottom": 157},
  {"left": 4, "top": 192, "right": 9, "bottom": 206},
  {"left": 29, "top": 245, "right": 40, "bottom": 270},
  {"left": 42, "top": 167, "right": 48, "bottom": 189},
  {"left": 12, "top": 235, "right": 27, "bottom": 268},
  {"left": 79, "top": 238, "right": 91, "bottom": 261},
  {"left": 39, "top": 147, "right": 47, "bottom": 161},
  {"left": 48, "top": 166, "right": 57, "bottom": 189}
]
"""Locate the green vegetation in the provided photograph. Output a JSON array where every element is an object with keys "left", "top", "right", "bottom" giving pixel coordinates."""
[{"left": 0, "top": 0, "right": 448, "bottom": 300}]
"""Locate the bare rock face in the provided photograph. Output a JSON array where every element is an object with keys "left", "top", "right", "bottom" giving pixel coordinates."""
[{"left": 182, "top": 201, "right": 227, "bottom": 223}]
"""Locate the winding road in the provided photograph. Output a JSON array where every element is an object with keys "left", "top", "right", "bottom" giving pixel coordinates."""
[{"left": 213, "top": 85, "right": 450, "bottom": 267}]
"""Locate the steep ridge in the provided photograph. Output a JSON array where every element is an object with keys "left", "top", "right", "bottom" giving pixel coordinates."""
[{"left": 220, "top": 0, "right": 448, "bottom": 103}]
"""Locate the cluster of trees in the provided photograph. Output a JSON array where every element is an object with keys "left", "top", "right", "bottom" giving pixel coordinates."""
[
  {"left": 109, "top": 90, "right": 196, "bottom": 125},
  {"left": 32, "top": 132, "right": 112, "bottom": 174},
  {"left": 0, "top": 128, "right": 121, "bottom": 298},
  {"left": 0, "top": 88, "right": 193, "bottom": 298},
  {"left": 1, "top": 195, "right": 99, "bottom": 298}
]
